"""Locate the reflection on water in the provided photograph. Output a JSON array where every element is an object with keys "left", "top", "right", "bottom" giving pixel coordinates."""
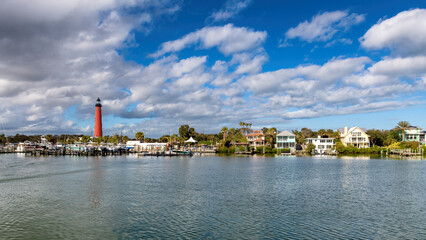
[
  {"left": 339, "top": 155, "right": 371, "bottom": 160},
  {"left": 0, "top": 154, "right": 425, "bottom": 239},
  {"left": 89, "top": 158, "right": 103, "bottom": 209}
]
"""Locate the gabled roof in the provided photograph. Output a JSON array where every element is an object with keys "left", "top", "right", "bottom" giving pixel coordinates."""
[
  {"left": 277, "top": 130, "right": 295, "bottom": 136},
  {"left": 339, "top": 126, "right": 369, "bottom": 137}
]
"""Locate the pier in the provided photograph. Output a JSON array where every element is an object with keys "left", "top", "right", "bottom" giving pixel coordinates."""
[{"left": 390, "top": 148, "right": 424, "bottom": 156}]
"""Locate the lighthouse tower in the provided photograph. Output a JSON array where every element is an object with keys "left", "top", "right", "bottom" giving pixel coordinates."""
[{"left": 94, "top": 97, "right": 103, "bottom": 138}]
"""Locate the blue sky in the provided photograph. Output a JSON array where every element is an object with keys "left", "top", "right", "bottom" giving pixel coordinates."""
[{"left": 1, "top": 0, "right": 426, "bottom": 137}]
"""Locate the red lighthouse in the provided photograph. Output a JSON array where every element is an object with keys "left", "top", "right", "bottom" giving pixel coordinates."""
[{"left": 94, "top": 97, "right": 103, "bottom": 138}]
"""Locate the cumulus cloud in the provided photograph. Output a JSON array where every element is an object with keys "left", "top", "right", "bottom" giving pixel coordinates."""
[
  {"left": 208, "top": 0, "right": 253, "bottom": 22},
  {"left": 0, "top": 0, "right": 181, "bottom": 134},
  {"left": 151, "top": 24, "right": 267, "bottom": 57},
  {"left": 360, "top": 9, "right": 426, "bottom": 56},
  {"left": 241, "top": 53, "right": 425, "bottom": 120},
  {"left": 241, "top": 57, "right": 371, "bottom": 96},
  {"left": 283, "top": 10, "right": 365, "bottom": 44},
  {"left": 282, "top": 101, "right": 416, "bottom": 119},
  {"left": 1, "top": 3, "right": 426, "bottom": 137}
]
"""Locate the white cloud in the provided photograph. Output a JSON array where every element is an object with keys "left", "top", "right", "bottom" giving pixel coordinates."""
[
  {"left": 360, "top": 9, "right": 426, "bottom": 56},
  {"left": 0, "top": 0, "right": 181, "bottom": 134},
  {"left": 169, "top": 56, "right": 208, "bottom": 77},
  {"left": 344, "top": 74, "right": 391, "bottom": 88},
  {"left": 151, "top": 24, "right": 267, "bottom": 57},
  {"left": 369, "top": 56, "right": 426, "bottom": 76},
  {"left": 209, "top": 0, "right": 252, "bottom": 22},
  {"left": 241, "top": 57, "right": 370, "bottom": 95},
  {"left": 284, "top": 10, "right": 365, "bottom": 43},
  {"left": 282, "top": 101, "right": 415, "bottom": 119},
  {"left": 233, "top": 53, "right": 268, "bottom": 74},
  {"left": 1, "top": 4, "right": 426, "bottom": 136},
  {"left": 344, "top": 56, "right": 426, "bottom": 87}
]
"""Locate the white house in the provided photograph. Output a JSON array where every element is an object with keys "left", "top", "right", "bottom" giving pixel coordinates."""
[
  {"left": 306, "top": 136, "right": 335, "bottom": 154},
  {"left": 338, "top": 126, "right": 370, "bottom": 148}
]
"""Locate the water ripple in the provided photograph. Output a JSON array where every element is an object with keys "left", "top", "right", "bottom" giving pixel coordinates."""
[{"left": 0, "top": 155, "right": 425, "bottom": 239}]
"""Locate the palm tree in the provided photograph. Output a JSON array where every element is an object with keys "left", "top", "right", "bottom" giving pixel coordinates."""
[
  {"left": 221, "top": 127, "right": 228, "bottom": 142},
  {"left": 266, "top": 127, "right": 277, "bottom": 146},
  {"left": 395, "top": 121, "right": 410, "bottom": 141},
  {"left": 135, "top": 132, "right": 144, "bottom": 142}
]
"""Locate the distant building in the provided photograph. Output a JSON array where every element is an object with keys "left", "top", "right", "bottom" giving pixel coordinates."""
[
  {"left": 276, "top": 130, "right": 296, "bottom": 149},
  {"left": 397, "top": 126, "right": 425, "bottom": 143},
  {"left": 125, "top": 141, "right": 167, "bottom": 152},
  {"left": 126, "top": 140, "right": 141, "bottom": 150},
  {"left": 338, "top": 126, "right": 370, "bottom": 148},
  {"left": 306, "top": 136, "right": 335, "bottom": 154},
  {"left": 246, "top": 130, "right": 265, "bottom": 148}
]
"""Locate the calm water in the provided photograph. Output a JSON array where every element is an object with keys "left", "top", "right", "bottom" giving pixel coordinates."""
[{"left": 0, "top": 154, "right": 425, "bottom": 239}]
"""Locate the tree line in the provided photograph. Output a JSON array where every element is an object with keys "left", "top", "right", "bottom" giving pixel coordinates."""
[{"left": 0, "top": 121, "right": 414, "bottom": 148}]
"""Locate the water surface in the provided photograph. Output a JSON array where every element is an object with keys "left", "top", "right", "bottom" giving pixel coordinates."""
[{"left": 0, "top": 154, "right": 425, "bottom": 239}]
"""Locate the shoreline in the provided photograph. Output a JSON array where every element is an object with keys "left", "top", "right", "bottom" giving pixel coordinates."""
[{"left": 1, "top": 152, "right": 424, "bottom": 160}]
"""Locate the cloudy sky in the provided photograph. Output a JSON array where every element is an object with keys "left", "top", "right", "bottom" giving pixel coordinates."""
[{"left": 1, "top": 0, "right": 426, "bottom": 138}]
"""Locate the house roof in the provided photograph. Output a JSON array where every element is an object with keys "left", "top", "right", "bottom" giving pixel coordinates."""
[
  {"left": 277, "top": 130, "right": 295, "bottom": 136},
  {"left": 246, "top": 131, "right": 263, "bottom": 137},
  {"left": 338, "top": 126, "right": 369, "bottom": 137}
]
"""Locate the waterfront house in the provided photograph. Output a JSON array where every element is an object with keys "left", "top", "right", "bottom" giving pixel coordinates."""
[
  {"left": 397, "top": 126, "right": 425, "bottom": 144},
  {"left": 276, "top": 130, "right": 296, "bottom": 149},
  {"left": 246, "top": 130, "right": 265, "bottom": 148},
  {"left": 338, "top": 126, "right": 370, "bottom": 148},
  {"left": 306, "top": 136, "right": 335, "bottom": 154}
]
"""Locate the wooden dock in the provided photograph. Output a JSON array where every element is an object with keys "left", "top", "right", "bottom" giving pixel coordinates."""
[{"left": 390, "top": 149, "right": 424, "bottom": 156}]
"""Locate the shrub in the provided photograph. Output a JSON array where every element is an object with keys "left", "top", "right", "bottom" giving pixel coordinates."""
[
  {"left": 217, "top": 147, "right": 229, "bottom": 153},
  {"left": 305, "top": 143, "right": 316, "bottom": 155},
  {"left": 279, "top": 148, "right": 290, "bottom": 153},
  {"left": 256, "top": 146, "right": 274, "bottom": 154}
]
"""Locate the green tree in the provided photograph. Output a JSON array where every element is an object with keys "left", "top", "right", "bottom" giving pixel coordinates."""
[
  {"left": 384, "top": 130, "right": 401, "bottom": 146},
  {"left": 159, "top": 135, "right": 170, "bottom": 143},
  {"left": 81, "top": 135, "right": 91, "bottom": 143},
  {"left": 266, "top": 127, "right": 277, "bottom": 146},
  {"left": 220, "top": 127, "right": 228, "bottom": 145},
  {"left": 188, "top": 127, "right": 196, "bottom": 138},
  {"left": 317, "top": 129, "right": 326, "bottom": 137},
  {"left": 395, "top": 121, "right": 410, "bottom": 141},
  {"left": 293, "top": 128, "right": 315, "bottom": 144},
  {"left": 179, "top": 125, "right": 190, "bottom": 140},
  {"left": 135, "top": 132, "right": 144, "bottom": 142},
  {"left": 305, "top": 143, "right": 316, "bottom": 155}
]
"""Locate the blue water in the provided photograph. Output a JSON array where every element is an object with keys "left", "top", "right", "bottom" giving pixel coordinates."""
[{"left": 0, "top": 154, "right": 425, "bottom": 239}]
